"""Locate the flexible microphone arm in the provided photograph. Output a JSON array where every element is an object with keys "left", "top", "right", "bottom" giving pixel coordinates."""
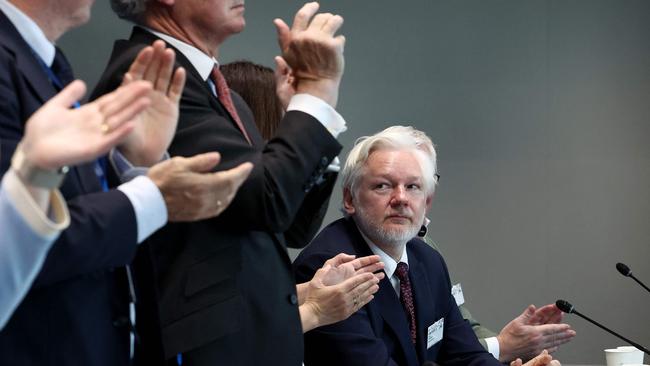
[
  {"left": 616, "top": 263, "right": 650, "bottom": 294},
  {"left": 555, "top": 300, "right": 650, "bottom": 356}
]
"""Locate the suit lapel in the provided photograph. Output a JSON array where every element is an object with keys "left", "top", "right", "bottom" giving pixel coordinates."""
[
  {"left": 0, "top": 11, "right": 101, "bottom": 194},
  {"left": 128, "top": 27, "right": 264, "bottom": 147},
  {"left": 0, "top": 11, "right": 57, "bottom": 107},
  {"left": 344, "top": 219, "right": 420, "bottom": 366}
]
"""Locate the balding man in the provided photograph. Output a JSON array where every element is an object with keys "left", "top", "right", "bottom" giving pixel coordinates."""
[{"left": 94, "top": 1, "right": 348, "bottom": 365}]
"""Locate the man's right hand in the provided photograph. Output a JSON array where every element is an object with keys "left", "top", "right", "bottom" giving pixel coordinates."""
[
  {"left": 147, "top": 153, "right": 253, "bottom": 222},
  {"left": 274, "top": 2, "right": 345, "bottom": 107}
]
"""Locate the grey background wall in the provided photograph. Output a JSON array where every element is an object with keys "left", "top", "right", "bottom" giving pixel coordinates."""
[{"left": 60, "top": 1, "right": 649, "bottom": 363}]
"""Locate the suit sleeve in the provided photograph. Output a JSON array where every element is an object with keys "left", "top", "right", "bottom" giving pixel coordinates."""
[
  {"left": 91, "top": 39, "right": 343, "bottom": 234},
  {"left": 0, "top": 50, "right": 139, "bottom": 288}
]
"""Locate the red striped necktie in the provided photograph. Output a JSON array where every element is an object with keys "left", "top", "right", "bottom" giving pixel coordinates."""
[{"left": 210, "top": 66, "right": 252, "bottom": 145}]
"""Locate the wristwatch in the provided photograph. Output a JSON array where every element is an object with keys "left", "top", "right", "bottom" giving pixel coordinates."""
[{"left": 11, "top": 144, "right": 69, "bottom": 189}]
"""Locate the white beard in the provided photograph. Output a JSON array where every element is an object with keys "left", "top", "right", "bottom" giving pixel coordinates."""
[{"left": 353, "top": 206, "right": 421, "bottom": 249}]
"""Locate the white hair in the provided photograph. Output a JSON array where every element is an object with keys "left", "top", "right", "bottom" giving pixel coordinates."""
[
  {"left": 341, "top": 125, "right": 438, "bottom": 199},
  {"left": 110, "top": 0, "right": 149, "bottom": 22}
]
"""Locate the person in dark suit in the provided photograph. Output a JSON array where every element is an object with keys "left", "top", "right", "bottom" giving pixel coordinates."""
[
  {"left": 0, "top": 0, "right": 252, "bottom": 364},
  {"left": 95, "top": 1, "right": 349, "bottom": 364},
  {"left": 293, "top": 126, "right": 561, "bottom": 366}
]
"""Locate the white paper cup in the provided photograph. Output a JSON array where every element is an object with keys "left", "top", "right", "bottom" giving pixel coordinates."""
[{"left": 605, "top": 346, "right": 644, "bottom": 366}]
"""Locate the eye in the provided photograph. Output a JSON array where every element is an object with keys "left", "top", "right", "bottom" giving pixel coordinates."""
[
  {"left": 406, "top": 183, "right": 421, "bottom": 191},
  {"left": 373, "top": 183, "right": 390, "bottom": 191}
]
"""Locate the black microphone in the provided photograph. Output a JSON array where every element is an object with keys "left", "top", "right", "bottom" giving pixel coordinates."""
[
  {"left": 616, "top": 262, "right": 650, "bottom": 294},
  {"left": 555, "top": 299, "right": 650, "bottom": 356}
]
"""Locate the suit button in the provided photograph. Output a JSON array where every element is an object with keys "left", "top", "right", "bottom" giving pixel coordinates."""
[
  {"left": 288, "top": 294, "right": 298, "bottom": 305},
  {"left": 320, "top": 157, "right": 329, "bottom": 167}
]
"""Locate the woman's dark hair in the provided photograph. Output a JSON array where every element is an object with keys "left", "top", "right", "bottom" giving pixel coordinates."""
[{"left": 221, "top": 61, "right": 284, "bottom": 140}]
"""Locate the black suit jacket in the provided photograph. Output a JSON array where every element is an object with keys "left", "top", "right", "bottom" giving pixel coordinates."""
[
  {"left": 0, "top": 11, "right": 138, "bottom": 366},
  {"left": 92, "top": 27, "right": 342, "bottom": 365},
  {"left": 293, "top": 218, "right": 501, "bottom": 366}
]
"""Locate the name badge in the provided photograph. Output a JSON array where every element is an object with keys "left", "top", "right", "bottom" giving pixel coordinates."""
[
  {"left": 427, "top": 318, "right": 444, "bottom": 349},
  {"left": 451, "top": 283, "right": 465, "bottom": 306}
]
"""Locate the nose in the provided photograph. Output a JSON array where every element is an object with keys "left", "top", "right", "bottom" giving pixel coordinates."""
[{"left": 389, "top": 186, "right": 408, "bottom": 206}]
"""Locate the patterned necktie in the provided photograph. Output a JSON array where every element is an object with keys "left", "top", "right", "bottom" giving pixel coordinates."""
[
  {"left": 210, "top": 66, "right": 252, "bottom": 145},
  {"left": 395, "top": 262, "right": 417, "bottom": 344}
]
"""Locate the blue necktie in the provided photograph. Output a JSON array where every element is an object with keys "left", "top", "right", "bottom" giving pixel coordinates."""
[{"left": 36, "top": 49, "right": 110, "bottom": 192}]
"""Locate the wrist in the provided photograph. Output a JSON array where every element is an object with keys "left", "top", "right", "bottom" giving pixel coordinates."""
[
  {"left": 295, "top": 78, "right": 340, "bottom": 107},
  {"left": 299, "top": 302, "right": 321, "bottom": 333},
  {"left": 11, "top": 143, "right": 68, "bottom": 189}
]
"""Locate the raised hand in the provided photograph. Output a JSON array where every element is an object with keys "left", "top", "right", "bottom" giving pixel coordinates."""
[
  {"left": 21, "top": 80, "right": 151, "bottom": 170},
  {"left": 273, "top": 2, "right": 345, "bottom": 106},
  {"left": 119, "top": 40, "right": 186, "bottom": 166}
]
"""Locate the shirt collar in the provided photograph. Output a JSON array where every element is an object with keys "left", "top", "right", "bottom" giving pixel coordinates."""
[
  {"left": 358, "top": 228, "right": 409, "bottom": 280},
  {"left": 145, "top": 27, "right": 218, "bottom": 81},
  {"left": 0, "top": 0, "right": 55, "bottom": 66}
]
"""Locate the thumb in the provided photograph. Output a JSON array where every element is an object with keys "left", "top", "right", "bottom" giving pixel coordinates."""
[
  {"left": 212, "top": 161, "right": 253, "bottom": 187},
  {"left": 49, "top": 80, "right": 86, "bottom": 108},
  {"left": 181, "top": 152, "right": 221, "bottom": 173},
  {"left": 518, "top": 304, "right": 536, "bottom": 324},
  {"left": 273, "top": 18, "right": 291, "bottom": 51}
]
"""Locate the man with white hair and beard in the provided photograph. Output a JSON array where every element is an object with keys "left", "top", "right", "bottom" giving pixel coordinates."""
[{"left": 294, "top": 126, "right": 561, "bottom": 366}]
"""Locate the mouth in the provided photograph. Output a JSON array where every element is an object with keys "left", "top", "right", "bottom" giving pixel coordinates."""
[{"left": 386, "top": 215, "right": 411, "bottom": 222}]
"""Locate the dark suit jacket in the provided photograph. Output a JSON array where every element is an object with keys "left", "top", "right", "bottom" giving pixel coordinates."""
[
  {"left": 92, "top": 27, "right": 342, "bottom": 365},
  {"left": 0, "top": 11, "right": 138, "bottom": 366},
  {"left": 293, "top": 218, "right": 501, "bottom": 366}
]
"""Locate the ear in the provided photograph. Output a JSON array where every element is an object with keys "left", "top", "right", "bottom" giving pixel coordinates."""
[
  {"left": 425, "top": 192, "right": 434, "bottom": 211},
  {"left": 343, "top": 188, "right": 356, "bottom": 215}
]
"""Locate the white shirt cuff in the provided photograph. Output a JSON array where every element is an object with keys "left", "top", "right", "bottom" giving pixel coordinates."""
[
  {"left": 117, "top": 176, "right": 167, "bottom": 243},
  {"left": 287, "top": 93, "right": 347, "bottom": 138},
  {"left": 485, "top": 336, "right": 500, "bottom": 360},
  {"left": 2, "top": 169, "right": 69, "bottom": 239}
]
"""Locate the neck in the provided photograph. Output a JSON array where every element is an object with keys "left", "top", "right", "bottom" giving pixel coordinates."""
[
  {"left": 9, "top": 0, "right": 66, "bottom": 41},
  {"left": 375, "top": 242, "right": 406, "bottom": 263},
  {"left": 143, "top": 8, "right": 219, "bottom": 59}
]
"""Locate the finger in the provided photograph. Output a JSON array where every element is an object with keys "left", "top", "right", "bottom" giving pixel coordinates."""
[
  {"left": 125, "top": 45, "right": 154, "bottom": 82},
  {"left": 96, "top": 80, "right": 152, "bottom": 118},
  {"left": 93, "top": 120, "right": 136, "bottom": 154},
  {"left": 273, "top": 18, "right": 291, "bottom": 51},
  {"left": 292, "top": 2, "right": 320, "bottom": 32},
  {"left": 324, "top": 253, "right": 356, "bottom": 267},
  {"left": 335, "top": 34, "right": 346, "bottom": 53},
  {"left": 168, "top": 67, "right": 186, "bottom": 103},
  {"left": 49, "top": 80, "right": 87, "bottom": 108},
  {"left": 525, "top": 350, "right": 553, "bottom": 366},
  {"left": 531, "top": 304, "right": 562, "bottom": 324},
  {"left": 143, "top": 41, "right": 166, "bottom": 83},
  {"left": 180, "top": 152, "right": 222, "bottom": 173},
  {"left": 340, "top": 272, "right": 377, "bottom": 293},
  {"left": 211, "top": 162, "right": 253, "bottom": 188},
  {"left": 309, "top": 13, "right": 333, "bottom": 31},
  {"left": 321, "top": 14, "right": 344, "bottom": 35},
  {"left": 537, "top": 323, "right": 573, "bottom": 336},
  {"left": 102, "top": 94, "right": 150, "bottom": 133},
  {"left": 274, "top": 56, "right": 290, "bottom": 76},
  {"left": 350, "top": 255, "right": 381, "bottom": 270},
  {"left": 154, "top": 48, "right": 176, "bottom": 92}
]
